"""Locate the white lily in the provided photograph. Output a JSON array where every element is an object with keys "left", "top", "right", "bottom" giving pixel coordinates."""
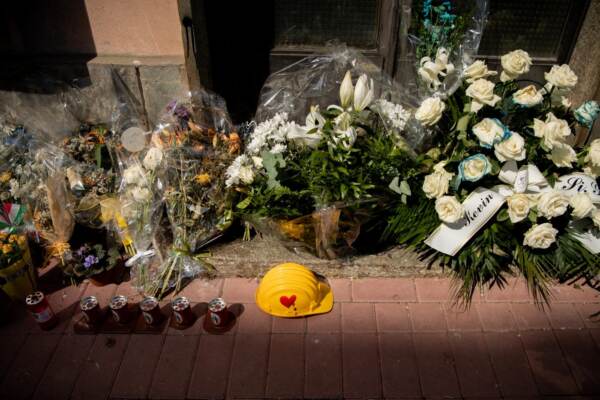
[
  {"left": 353, "top": 74, "right": 374, "bottom": 111},
  {"left": 418, "top": 58, "right": 443, "bottom": 90},
  {"left": 306, "top": 105, "right": 326, "bottom": 130},
  {"left": 339, "top": 71, "right": 354, "bottom": 108},
  {"left": 286, "top": 122, "right": 322, "bottom": 149},
  {"left": 435, "top": 47, "right": 455, "bottom": 75}
]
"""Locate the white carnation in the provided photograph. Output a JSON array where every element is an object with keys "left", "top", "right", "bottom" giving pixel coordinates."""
[{"left": 142, "top": 147, "right": 163, "bottom": 171}]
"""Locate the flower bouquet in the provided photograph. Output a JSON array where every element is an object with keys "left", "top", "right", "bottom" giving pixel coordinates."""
[
  {"left": 142, "top": 92, "right": 240, "bottom": 297},
  {"left": 385, "top": 49, "right": 600, "bottom": 303},
  {"left": 0, "top": 232, "right": 36, "bottom": 300},
  {"left": 60, "top": 123, "right": 119, "bottom": 228},
  {"left": 228, "top": 47, "right": 419, "bottom": 258}
]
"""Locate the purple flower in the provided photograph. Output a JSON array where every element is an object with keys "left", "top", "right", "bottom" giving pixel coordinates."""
[
  {"left": 76, "top": 246, "right": 86, "bottom": 257},
  {"left": 83, "top": 255, "right": 99, "bottom": 269}
]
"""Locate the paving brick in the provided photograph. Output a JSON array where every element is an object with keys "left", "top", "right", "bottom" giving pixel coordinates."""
[
  {"left": 551, "top": 283, "right": 600, "bottom": 303},
  {"left": 476, "top": 303, "right": 517, "bottom": 331},
  {"left": 329, "top": 278, "right": 352, "bottom": 302},
  {"left": 305, "top": 333, "right": 342, "bottom": 399},
  {"left": 352, "top": 278, "right": 416, "bottom": 302},
  {"left": 149, "top": 335, "right": 199, "bottom": 399},
  {"left": 272, "top": 315, "right": 306, "bottom": 333},
  {"left": 555, "top": 330, "right": 600, "bottom": 394},
  {"left": 228, "top": 334, "right": 270, "bottom": 398},
  {"left": 484, "top": 278, "right": 532, "bottom": 302},
  {"left": 0, "top": 333, "right": 61, "bottom": 400},
  {"left": 378, "top": 333, "right": 421, "bottom": 398},
  {"left": 71, "top": 334, "right": 129, "bottom": 400},
  {"left": 0, "top": 303, "right": 39, "bottom": 336},
  {"left": 484, "top": 332, "right": 538, "bottom": 397},
  {"left": 111, "top": 335, "right": 165, "bottom": 399},
  {"left": 444, "top": 304, "right": 482, "bottom": 331},
  {"left": 45, "top": 283, "right": 88, "bottom": 333},
  {"left": 266, "top": 334, "right": 304, "bottom": 398},
  {"left": 575, "top": 303, "right": 600, "bottom": 329},
  {"left": 375, "top": 303, "right": 411, "bottom": 331},
  {"left": 306, "top": 303, "right": 341, "bottom": 333},
  {"left": 545, "top": 303, "right": 586, "bottom": 330},
  {"left": 409, "top": 302, "right": 447, "bottom": 331},
  {"left": 591, "top": 329, "right": 600, "bottom": 349},
  {"left": 520, "top": 330, "right": 579, "bottom": 396},
  {"left": 236, "top": 303, "right": 272, "bottom": 334},
  {"left": 0, "top": 331, "right": 26, "bottom": 380},
  {"left": 178, "top": 278, "right": 223, "bottom": 302},
  {"left": 342, "top": 333, "right": 381, "bottom": 399},
  {"left": 341, "top": 303, "right": 376, "bottom": 332},
  {"left": 33, "top": 335, "right": 95, "bottom": 400},
  {"left": 188, "top": 334, "right": 235, "bottom": 400},
  {"left": 511, "top": 303, "right": 551, "bottom": 330},
  {"left": 415, "top": 277, "right": 454, "bottom": 302},
  {"left": 222, "top": 278, "right": 258, "bottom": 303},
  {"left": 450, "top": 331, "right": 500, "bottom": 398},
  {"left": 413, "top": 332, "right": 460, "bottom": 398},
  {"left": 115, "top": 281, "right": 144, "bottom": 304}
]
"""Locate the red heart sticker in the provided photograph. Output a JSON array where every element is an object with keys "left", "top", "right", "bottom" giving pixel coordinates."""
[{"left": 280, "top": 295, "right": 297, "bottom": 308}]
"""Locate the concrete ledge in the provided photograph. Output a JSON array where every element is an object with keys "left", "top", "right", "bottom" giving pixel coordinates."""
[{"left": 208, "top": 236, "right": 446, "bottom": 278}]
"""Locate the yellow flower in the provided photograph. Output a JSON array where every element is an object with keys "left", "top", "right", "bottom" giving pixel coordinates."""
[
  {"left": 195, "top": 173, "right": 211, "bottom": 186},
  {"left": 0, "top": 171, "right": 12, "bottom": 183},
  {"left": 278, "top": 220, "right": 306, "bottom": 241},
  {"left": 17, "top": 235, "right": 27, "bottom": 248},
  {"left": 8, "top": 235, "right": 17, "bottom": 243},
  {"left": 2, "top": 244, "right": 13, "bottom": 254}
]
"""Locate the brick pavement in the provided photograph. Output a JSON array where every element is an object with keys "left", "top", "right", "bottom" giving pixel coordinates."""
[{"left": 1, "top": 276, "right": 599, "bottom": 399}]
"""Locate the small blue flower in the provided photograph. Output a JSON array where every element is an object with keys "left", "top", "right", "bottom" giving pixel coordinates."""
[
  {"left": 83, "top": 255, "right": 99, "bottom": 269},
  {"left": 574, "top": 100, "right": 600, "bottom": 128},
  {"left": 458, "top": 154, "right": 491, "bottom": 182}
]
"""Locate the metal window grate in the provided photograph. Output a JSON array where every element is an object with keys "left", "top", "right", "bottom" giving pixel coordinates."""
[
  {"left": 274, "top": 0, "right": 379, "bottom": 49},
  {"left": 479, "top": 0, "right": 574, "bottom": 60}
]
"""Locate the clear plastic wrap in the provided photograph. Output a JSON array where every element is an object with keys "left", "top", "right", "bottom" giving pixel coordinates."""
[
  {"left": 128, "top": 90, "right": 239, "bottom": 297},
  {"left": 231, "top": 46, "right": 419, "bottom": 259},
  {"left": 408, "top": 0, "right": 489, "bottom": 99}
]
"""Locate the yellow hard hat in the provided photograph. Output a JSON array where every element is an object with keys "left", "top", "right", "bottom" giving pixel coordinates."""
[{"left": 255, "top": 263, "right": 333, "bottom": 318}]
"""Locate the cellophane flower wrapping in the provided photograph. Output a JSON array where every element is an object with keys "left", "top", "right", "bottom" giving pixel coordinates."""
[
  {"left": 138, "top": 90, "right": 239, "bottom": 298},
  {"left": 230, "top": 45, "right": 421, "bottom": 259},
  {"left": 408, "top": 0, "right": 489, "bottom": 99}
]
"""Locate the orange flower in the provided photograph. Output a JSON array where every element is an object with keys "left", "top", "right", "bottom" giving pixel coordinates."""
[{"left": 194, "top": 173, "right": 211, "bottom": 186}]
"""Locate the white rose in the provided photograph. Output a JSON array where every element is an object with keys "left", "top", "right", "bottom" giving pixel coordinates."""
[
  {"left": 512, "top": 85, "right": 543, "bottom": 107},
  {"left": 472, "top": 118, "right": 507, "bottom": 147},
  {"left": 532, "top": 112, "right": 571, "bottom": 149},
  {"left": 123, "top": 165, "right": 145, "bottom": 185},
  {"left": 465, "top": 79, "right": 501, "bottom": 112},
  {"left": 523, "top": 223, "right": 558, "bottom": 249},
  {"left": 238, "top": 165, "right": 254, "bottom": 184},
  {"left": 500, "top": 49, "right": 532, "bottom": 82},
  {"left": 422, "top": 164, "right": 453, "bottom": 199},
  {"left": 585, "top": 139, "right": 600, "bottom": 167},
  {"left": 583, "top": 164, "right": 600, "bottom": 178},
  {"left": 570, "top": 193, "right": 595, "bottom": 219},
  {"left": 537, "top": 190, "right": 569, "bottom": 219},
  {"left": 458, "top": 154, "right": 490, "bottom": 182},
  {"left": 545, "top": 64, "right": 578, "bottom": 90},
  {"left": 142, "top": 147, "right": 163, "bottom": 171},
  {"left": 415, "top": 97, "right": 446, "bottom": 127},
  {"left": 435, "top": 196, "right": 464, "bottom": 224},
  {"left": 494, "top": 132, "right": 526, "bottom": 162},
  {"left": 549, "top": 142, "right": 577, "bottom": 168},
  {"left": 131, "top": 187, "right": 151, "bottom": 202},
  {"left": 506, "top": 194, "right": 530, "bottom": 223},
  {"left": 592, "top": 208, "right": 600, "bottom": 229},
  {"left": 464, "top": 60, "right": 497, "bottom": 83}
]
